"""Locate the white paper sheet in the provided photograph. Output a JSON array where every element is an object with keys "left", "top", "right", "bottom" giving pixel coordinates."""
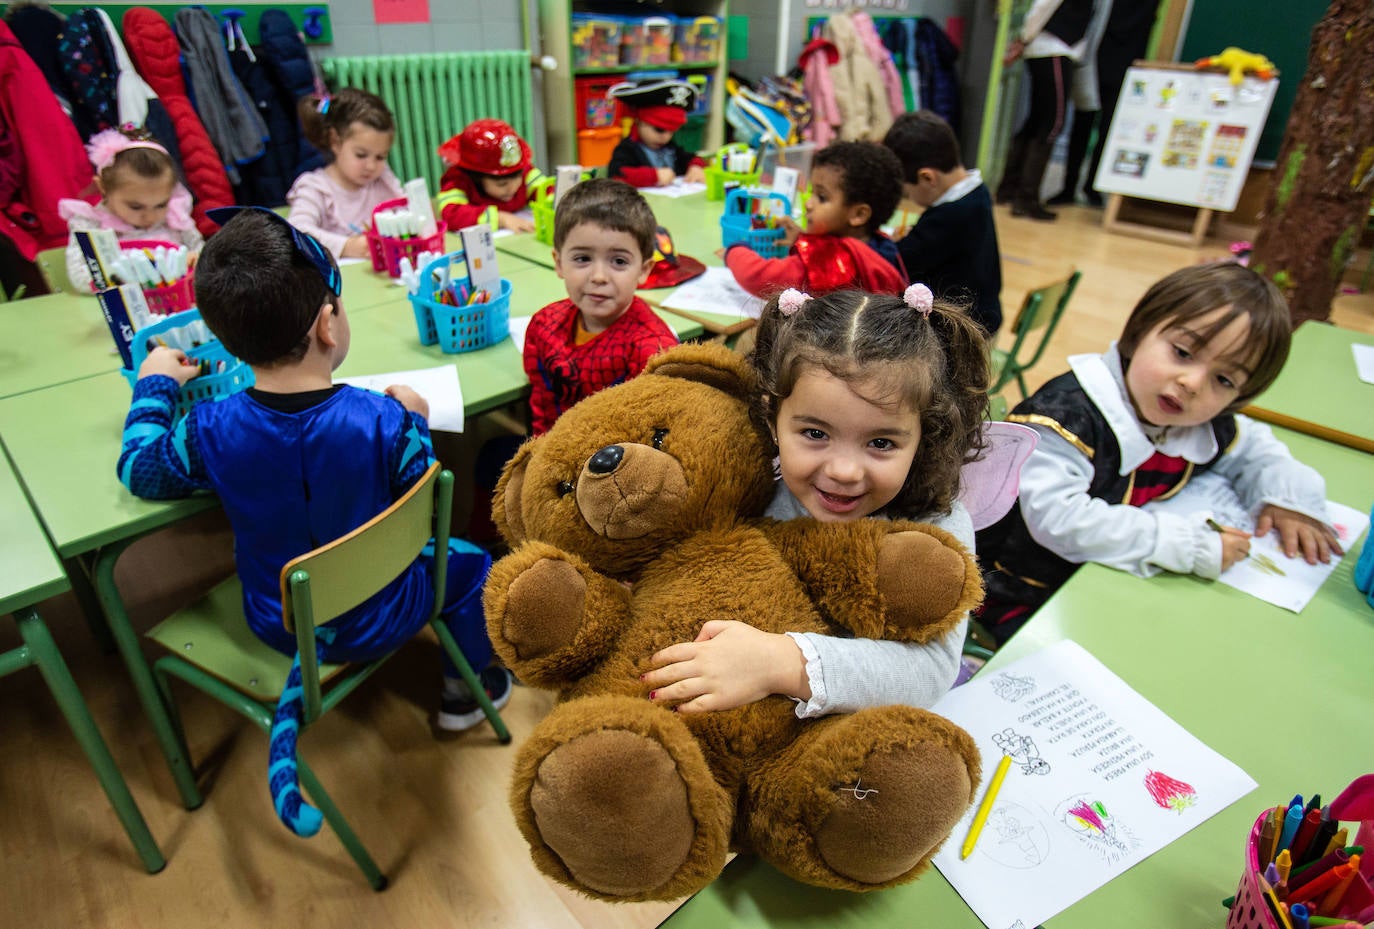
[
  {"left": 508, "top": 315, "right": 531, "bottom": 354},
  {"left": 659, "top": 267, "right": 765, "bottom": 318},
  {"left": 492, "top": 209, "right": 536, "bottom": 239},
  {"left": 337, "top": 364, "right": 464, "bottom": 433},
  {"left": 639, "top": 181, "right": 708, "bottom": 198},
  {"left": 1144, "top": 470, "right": 1369, "bottom": 612},
  {"left": 1353, "top": 343, "right": 1374, "bottom": 385},
  {"left": 336, "top": 257, "right": 368, "bottom": 266},
  {"left": 933, "top": 640, "right": 1257, "bottom": 929}
]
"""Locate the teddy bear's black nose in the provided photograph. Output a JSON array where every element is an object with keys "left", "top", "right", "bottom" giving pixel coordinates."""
[{"left": 588, "top": 445, "right": 624, "bottom": 474}]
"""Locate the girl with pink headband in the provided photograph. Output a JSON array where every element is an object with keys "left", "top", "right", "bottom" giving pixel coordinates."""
[{"left": 59, "top": 125, "right": 202, "bottom": 292}]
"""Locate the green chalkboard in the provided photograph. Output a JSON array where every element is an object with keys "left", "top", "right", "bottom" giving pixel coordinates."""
[{"left": 1178, "top": 0, "right": 1328, "bottom": 165}]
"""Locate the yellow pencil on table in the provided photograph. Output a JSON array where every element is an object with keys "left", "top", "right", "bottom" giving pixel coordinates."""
[{"left": 961, "top": 752, "right": 1013, "bottom": 859}]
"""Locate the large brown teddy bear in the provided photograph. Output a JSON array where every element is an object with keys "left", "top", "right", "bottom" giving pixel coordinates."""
[{"left": 484, "top": 343, "right": 983, "bottom": 901}]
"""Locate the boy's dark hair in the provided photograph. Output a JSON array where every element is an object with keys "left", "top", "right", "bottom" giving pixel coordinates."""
[
  {"left": 1119, "top": 262, "right": 1291, "bottom": 408},
  {"left": 750, "top": 287, "right": 990, "bottom": 518},
  {"left": 883, "top": 110, "right": 963, "bottom": 180},
  {"left": 812, "top": 141, "right": 904, "bottom": 235},
  {"left": 298, "top": 86, "right": 395, "bottom": 152},
  {"left": 194, "top": 212, "right": 332, "bottom": 366},
  {"left": 100, "top": 127, "right": 176, "bottom": 192},
  {"left": 553, "top": 178, "right": 656, "bottom": 260}
]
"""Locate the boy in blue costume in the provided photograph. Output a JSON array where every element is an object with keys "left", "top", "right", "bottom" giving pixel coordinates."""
[{"left": 117, "top": 208, "right": 510, "bottom": 830}]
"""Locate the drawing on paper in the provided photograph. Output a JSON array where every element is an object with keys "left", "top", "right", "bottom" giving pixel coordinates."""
[
  {"left": 991, "top": 673, "right": 1035, "bottom": 702},
  {"left": 982, "top": 803, "right": 1051, "bottom": 869},
  {"left": 1057, "top": 796, "right": 1141, "bottom": 864},
  {"left": 992, "top": 728, "right": 1051, "bottom": 776},
  {"left": 1143, "top": 770, "right": 1197, "bottom": 812},
  {"left": 1006, "top": 921, "right": 1028, "bottom": 929}
]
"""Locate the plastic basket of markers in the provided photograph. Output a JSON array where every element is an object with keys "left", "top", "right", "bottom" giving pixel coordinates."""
[
  {"left": 1225, "top": 804, "right": 1374, "bottom": 929},
  {"left": 409, "top": 250, "right": 512, "bottom": 354},
  {"left": 115, "top": 239, "right": 196, "bottom": 316},
  {"left": 704, "top": 143, "right": 760, "bottom": 200},
  {"left": 530, "top": 176, "right": 557, "bottom": 246},
  {"left": 720, "top": 188, "right": 791, "bottom": 259},
  {"left": 119, "top": 308, "right": 254, "bottom": 418},
  {"left": 366, "top": 197, "right": 447, "bottom": 277}
]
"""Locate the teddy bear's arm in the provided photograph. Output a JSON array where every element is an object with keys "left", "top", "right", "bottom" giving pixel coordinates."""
[
  {"left": 761, "top": 520, "right": 983, "bottom": 644},
  {"left": 483, "top": 541, "right": 634, "bottom": 688}
]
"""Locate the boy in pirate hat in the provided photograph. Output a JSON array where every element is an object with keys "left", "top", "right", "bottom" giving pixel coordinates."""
[{"left": 606, "top": 78, "right": 707, "bottom": 188}]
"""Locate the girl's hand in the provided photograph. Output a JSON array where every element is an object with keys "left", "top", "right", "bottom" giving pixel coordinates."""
[
  {"left": 684, "top": 163, "right": 706, "bottom": 184},
  {"left": 655, "top": 167, "right": 677, "bottom": 187},
  {"left": 1219, "top": 529, "right": 1251, "bottom": 572},
  {"left": 341, "top": 234, "right": 370, "bottom": 259},
  {"left": 139, "top": 346, "right": 200, "bottom": 385},
  {"left": 498, "top": 211, "right": 535, "bottom": 234},
  {"left": 1003, "top": 37, "right": 1026, "bottom": 66},
  {"left": 643, "top": 620, "right": 809, "bottom": 713},
  {"left": 1255, "top": 505, "right": 1343, "bottom": 564},
  {"left": 778, "top": 216, "right": 803, "bottom": 248},
  {"left": 385, "top": 384, "right": 429, "bottom": 420}
]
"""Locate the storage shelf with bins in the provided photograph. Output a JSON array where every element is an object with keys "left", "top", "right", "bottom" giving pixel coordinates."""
[{"left": 538, "top": 0, "right": 729, "bottom": 168}]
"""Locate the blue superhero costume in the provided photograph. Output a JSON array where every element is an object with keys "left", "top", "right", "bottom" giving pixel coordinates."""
[{"left": 119, "top": 378, "right": 492, "bottom": 835}]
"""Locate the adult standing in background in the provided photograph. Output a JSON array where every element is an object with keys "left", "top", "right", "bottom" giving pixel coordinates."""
[{"left": 1046, "top": 0, "right": 1113, "bottom": 207}]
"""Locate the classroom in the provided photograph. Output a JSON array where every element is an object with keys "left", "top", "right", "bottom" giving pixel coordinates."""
[{"left": 2, "top": 0, "right": 1372, "bottom": 926}]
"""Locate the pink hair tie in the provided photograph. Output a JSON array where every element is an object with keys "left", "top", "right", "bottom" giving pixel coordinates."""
[
  {"left": 85, "top": 127, "right": 169, "bottom": 174},
  {"left": 778, "top": 288, "right": 811, "bottom": 317},
  {"left": 904, "top": 283, "right": 934, "bottom": 318}
]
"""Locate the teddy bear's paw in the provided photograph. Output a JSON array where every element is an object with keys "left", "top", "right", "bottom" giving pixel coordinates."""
[
  {"left": 745, "top": 706, "right": 979, "bottom": 890},
  {"left": 513, "top": 696, "right": 733, "bottom": 901},
  {"left": 498, "top": 556, "right": 589, "bottom": 661},
  {"left": 876, "top": 529, "right": 981, "bottom": 633}
]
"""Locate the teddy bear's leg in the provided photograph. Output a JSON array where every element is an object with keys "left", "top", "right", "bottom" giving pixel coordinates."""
[
  {"left": 742, "top": 706, "right": 980, "bottom": 891},
  {"left": 764, "top": 520, "right": 981, "bottom": 641},
  {"left": 484, "top": 541, "right": 633, "bottom": 687},
  {"left": 511, "top": 695, "right": 733, "bottom": 902}
]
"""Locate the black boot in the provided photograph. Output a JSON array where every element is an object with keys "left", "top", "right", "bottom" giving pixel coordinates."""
[
  {"left": 1011, "top": 137, "right": 1058, "bottom": 220},
  {"left": 997, "top": 133, "right": 1031, "bottom": 205},
  {"left": 1011, "top": 199, "right": 1058, "bottom": 220}
]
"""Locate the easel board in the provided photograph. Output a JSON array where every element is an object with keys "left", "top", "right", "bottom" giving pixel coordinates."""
[{"left": 1093, "top": 62, "right": 1278, "bottom": 214}]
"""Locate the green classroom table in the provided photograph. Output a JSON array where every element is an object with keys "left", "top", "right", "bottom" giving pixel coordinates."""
[
  {"left": 0, "top": 452, "right": 164, "bottom": 872},
  {"left": 663, "top": 427, "right": 1374, "bottom": 928},
  {"left": 1244, "top": 322, "right": 1374, "bottom": 454}
]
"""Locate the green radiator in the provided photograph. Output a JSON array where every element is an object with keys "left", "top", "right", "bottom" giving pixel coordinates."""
[{"left": 320, "top": 52, "right": 534, "bottom": 192}]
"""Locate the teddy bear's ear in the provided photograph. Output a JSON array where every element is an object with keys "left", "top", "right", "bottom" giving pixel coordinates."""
[
  {"left": 641, "top": 343, "right": 757, "bottom": 402},
  {"left": 492, "top": 438, "right": 536, "bottom": 544}
]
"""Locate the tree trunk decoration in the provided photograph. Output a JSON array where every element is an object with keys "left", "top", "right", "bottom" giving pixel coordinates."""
[{"left": 1250, "top": 0, "right": 1374, "bottom": 327}]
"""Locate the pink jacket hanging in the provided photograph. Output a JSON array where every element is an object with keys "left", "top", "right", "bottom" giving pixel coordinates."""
[
  {"left": 851, "top": 11, "right": 906, "bottom": 122},
  {"left": 799, "top": 37, "right": 840, "bottom": 148}
]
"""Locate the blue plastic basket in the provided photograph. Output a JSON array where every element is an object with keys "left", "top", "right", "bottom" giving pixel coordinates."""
[
  {"left": 120, "top": 308, "right": 254, "bottom": 418},
  {"left": 409, "top": 251, "right": 512, "bottom": 354},
  {"left": 1355, "top": 502, "right": 1374, "bottom": 609},
  {"left": 720, "top": 188, "right": 791, "bottom": 259}
]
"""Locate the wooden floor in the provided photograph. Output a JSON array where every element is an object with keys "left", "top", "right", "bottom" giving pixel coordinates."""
[{"left": 5, "top": 203, "right": 1373, "bottom": 928}]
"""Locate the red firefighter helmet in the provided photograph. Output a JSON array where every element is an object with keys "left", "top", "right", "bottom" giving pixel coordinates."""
[{"left": 438, "top": 119, "right": 532, "bottom": 176}]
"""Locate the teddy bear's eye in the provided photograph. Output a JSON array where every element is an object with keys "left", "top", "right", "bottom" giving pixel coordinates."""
[
  {"left": 651, "top": 428, "right": 669, "bottom": 450},
  {"left": 556, "top": 480, "right": 575, "bottom": 497}
]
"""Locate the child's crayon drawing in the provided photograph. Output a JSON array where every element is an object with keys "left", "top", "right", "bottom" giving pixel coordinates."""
[
  {"left": 1143, "top": 770, "right": 1197, "bottom": 813},
  {"left": 1057, "top": 795, "right": 1141, "bottom": 864}
]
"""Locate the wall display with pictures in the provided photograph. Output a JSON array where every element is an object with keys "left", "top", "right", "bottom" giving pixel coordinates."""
[{"left": 1093, "top": 62, "right": 1278, "bottom": 213}]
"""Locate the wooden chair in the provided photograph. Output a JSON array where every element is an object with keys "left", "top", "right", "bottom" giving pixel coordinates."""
[
  {"left": 34, "top": 247, "right": 74, "bottom": 294},
  {"left": 148, "top": 464, "right": 509, "bottom": 889},
  {"left": 990, "top": 269, "right": 1082, "bottom": 399}
]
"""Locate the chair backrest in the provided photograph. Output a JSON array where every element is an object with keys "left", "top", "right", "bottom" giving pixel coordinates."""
[
  {"left": 34, "top": 247, "right": 74, "bottom": 294},
  {"left": 991, "top": 269, "right": 1082, "bottom": 395},
  {"left": 281, "top": 462, "right": 450, "bottom": 633}
]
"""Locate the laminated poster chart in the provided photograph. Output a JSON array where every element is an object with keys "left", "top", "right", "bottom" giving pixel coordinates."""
[{"left": 932, "top": 640, "right": 1257, "bottom": 929}]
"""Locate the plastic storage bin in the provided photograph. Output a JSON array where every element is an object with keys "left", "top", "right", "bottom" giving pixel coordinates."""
[
  {"left": 574, "top": 75, "right": 624, "bottom": 130},
  {"left": 577, "top": 126, "right": 622, "bottom": 169},
  {"left": 105, "top": 239, "right": 196, "bottom": 315},
  {"left": 704, "top": 144, "right": 760, "bottom": 200},
  {"left": 409, "top": 251, "right": 512, "bottom": 353},
  {"left": 530, "top": 176, "right": 557, "bottom": 246},
  {"left": 720, "top": 188, "right": 791, "bottom": 259},
  {"left": 571, "top": 14, "right": 623, "bottom": 69},
  {"left": 1226, "top": 807, "right": 1374, "bottom": 929},
  {"left": 674, "top": 16, "right": 722, "bottom": 63},
  {"left": 120, "top": 308, "right": 254, "bottom": 417},
  {"left": 366, "top": 198, "right": 446, "bottom": 278}
]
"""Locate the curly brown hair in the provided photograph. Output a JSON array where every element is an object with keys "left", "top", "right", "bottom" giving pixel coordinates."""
[{"left": 750, "top": 288, "right": 990, "bottom": 519}]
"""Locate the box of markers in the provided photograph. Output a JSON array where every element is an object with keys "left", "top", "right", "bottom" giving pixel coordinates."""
[{"left": 118, "top": 308, "right": 254, "bottom": 418}]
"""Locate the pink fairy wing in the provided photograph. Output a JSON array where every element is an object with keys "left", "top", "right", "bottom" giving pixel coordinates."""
[{"left": 959, "top": 422, "right": 1038, "bottom": 531}]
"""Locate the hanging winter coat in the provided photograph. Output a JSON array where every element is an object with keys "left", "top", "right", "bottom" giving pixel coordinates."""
[
  {"left": 850, "top": 11, "right": 905, "bottom": 122},
  {"left": 825, "top": 11, "right": 892, "bottom": 142},
  {"left": 799, "top": 37, "right": 841, "bottom": 148},
  {"left": 0, "top": 21, "right": 94, "bottom": 259},
  {"left": 7, "top": 4, "right": 71, "bottom": 113},
  {"left": 56, "top": 7, "right": 120, "bottom": 139},
  {"left": 255, "top": 10, "right": 323, "bottom": 178},
  {"left": 175, "top": 7, "right": 266, "bottom": 186},
  {"left": 228, "top": 30, "right": 304, "bottom": 206},
  {"left": 122, "top": 7, "right": 233, "bottom": 235},
  {"left": 915, "top": 18, "right": 961, "bottom": 133}
]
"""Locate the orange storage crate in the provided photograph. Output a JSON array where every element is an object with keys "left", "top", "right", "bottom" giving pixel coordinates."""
[{"left": 577, "top": 127, "right": 622, "bottom": 168}]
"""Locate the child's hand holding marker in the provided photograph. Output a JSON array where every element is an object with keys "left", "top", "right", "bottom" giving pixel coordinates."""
[
  {"left": 1206, "top": 517, "right": 1252, "bottom": 573},
  {"left": 138, "top": 345, "right": 202, "bottom": 386}
]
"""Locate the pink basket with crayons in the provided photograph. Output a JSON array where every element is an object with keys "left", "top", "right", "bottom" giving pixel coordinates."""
[
  {"left": 720, "top": 188, "right": 791, "bottom": 259},
  {"left": 119, "top": 308, "right": 254, "bottom": 418},
  {"left": 409, "top": 251, "right": 512, "bottom": 354},
  {"left": 111, "top": 239, "right": 195, "bottom": 316},
  {"left": 366, "top": 197, "right": 447, "bottom": 277},
  {"left": 1226, "top": 783, "right": 1374, "bottom": 929}
]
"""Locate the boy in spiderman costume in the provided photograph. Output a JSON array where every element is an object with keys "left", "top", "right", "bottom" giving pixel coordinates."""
[{"left": 437, "top": 118, "right": 545, "bottom": 233}]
